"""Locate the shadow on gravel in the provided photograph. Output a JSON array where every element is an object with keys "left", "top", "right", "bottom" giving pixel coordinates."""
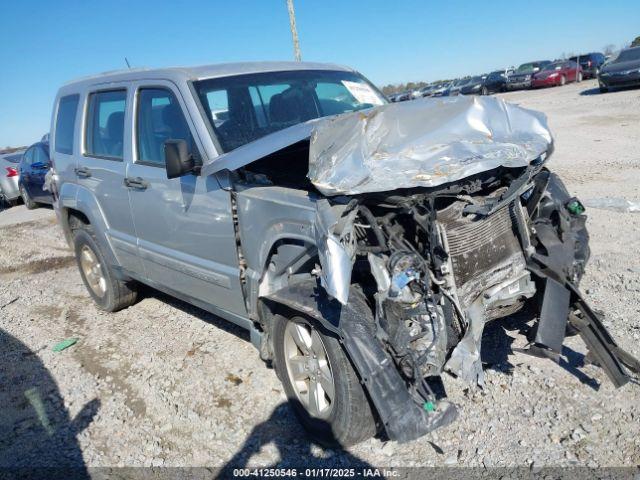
[
  {"left": 0, "top": 328, "right": 99, "bottom": 477},
  {"left": 579, "top": 87, "right": 602, "bottom": 96},
  {"left": 140, "top": 287, "right": 250, "bottom": 342},
  {"left": 580, "top": 85, "right": 640, "bottom": 96},
  {"left": 480, "top": 308, "right": 601, "bottom": 389},
  {"left": 219, "top": 402, "right": 373, "bottom": 475}
]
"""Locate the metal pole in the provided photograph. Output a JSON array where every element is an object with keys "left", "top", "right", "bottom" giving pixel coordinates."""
[{"left": 286, "top": 0, "right": 302, "bottom": 61}]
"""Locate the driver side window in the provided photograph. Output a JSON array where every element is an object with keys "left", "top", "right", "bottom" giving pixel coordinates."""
[{"left": 136, "top": 88, "right": 193, "bottom": 166}]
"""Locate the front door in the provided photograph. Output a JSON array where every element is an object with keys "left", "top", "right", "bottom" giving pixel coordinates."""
[{"left": 125, "top": 82, "right": 246, "bottom": 316}]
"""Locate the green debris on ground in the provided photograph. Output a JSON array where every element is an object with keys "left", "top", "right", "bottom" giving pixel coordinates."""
[{"left": 52, "top": 337, "right": 78, "bottom": 352}]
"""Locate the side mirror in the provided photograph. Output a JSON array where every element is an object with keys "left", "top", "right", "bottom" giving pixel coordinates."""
[{"left": 164, "top": 139, "right": 194, "bottom": 179}]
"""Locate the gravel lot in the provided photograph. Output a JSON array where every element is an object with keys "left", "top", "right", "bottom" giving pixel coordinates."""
[{"left": 1, "top": 79, "right": 639, "bottom": 470}]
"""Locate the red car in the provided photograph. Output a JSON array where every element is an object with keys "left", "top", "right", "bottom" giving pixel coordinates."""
[{"left": 531, "top": 60, "right": 582, "bottom": 88}]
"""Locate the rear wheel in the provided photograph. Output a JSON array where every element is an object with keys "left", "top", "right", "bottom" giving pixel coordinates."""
[
  {"left": 20, "top": 185, "right": 37, "bottom": 210},
  {"left": 577, "top": 72, "right": 583, "bottom": 82},
  {"left": 599, "top": 85, "right": 608, "bottom": 93},
  {"left": 272, "top": 314, "right": 377, "bottom": 446},
  {"left": 73, "top": 226, "right": 137, "bottom": 312},
  {"left": 481, "top": 86, "right": 489, "bottom": 96}
]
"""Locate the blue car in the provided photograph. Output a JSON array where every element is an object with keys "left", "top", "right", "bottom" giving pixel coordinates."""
[{"left": 18, "top": 141, "right": 54, "bottom": 209}]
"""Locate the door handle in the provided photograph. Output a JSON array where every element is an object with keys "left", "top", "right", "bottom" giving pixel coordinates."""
[
  {"left": 124, "top": 177, "right": 149, "bottom": 190},
  {"left": 75, "top": 166, "right": 92, "bottom": 178}
]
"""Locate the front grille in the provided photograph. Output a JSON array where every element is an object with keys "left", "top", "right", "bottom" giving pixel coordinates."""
[{"left": 440, "top": 203, "right": 522, "bottom": 288}]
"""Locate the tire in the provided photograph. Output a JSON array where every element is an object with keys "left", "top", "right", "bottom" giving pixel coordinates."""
[
  {"left": 599, "top": 85, "right": 608, "bottom": 93},
  {"left": 73, "top": 226, "right": 137, "bottom": 312},
  {"left": 481, "top": 86, "right": 489, "bottom": 96},
  {"left": 272, "top": 314, "right": 377, "bottom": 446},
  {"left": 577, "top": 72, "right": 583, "bottom": 82},
  {"left": 20, "top": 185, "right": 37, "bottom": 210},
  {"left": 560, "top": 75, "right": 566, "bottom": 86}
]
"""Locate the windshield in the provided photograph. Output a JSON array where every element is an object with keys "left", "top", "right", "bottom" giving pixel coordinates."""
[
  {"left": 194, "top": 70, "right": 386, "bottom": 152},
  {"left": 543, "top": 63, "right": 563, "bottom": 71},
  {"left": 453, "top": 79, "right": 469, "bottom": 86},
  {"left": 614, "top": 48, "right": 640, "bottom": 63},
  {"left": 468, "top": 76, "right": 483, "bottom": 83},
  {"left": 517, "top": 63, "right": 535, "bottom": 72}
]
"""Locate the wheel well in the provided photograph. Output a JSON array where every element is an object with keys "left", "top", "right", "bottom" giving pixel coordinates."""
[
  {"left": 67, "top": 209, "right": 90, "bottom": 230},
  {"left": 60, "top": 208, "right": 91, "bottom": 246}
]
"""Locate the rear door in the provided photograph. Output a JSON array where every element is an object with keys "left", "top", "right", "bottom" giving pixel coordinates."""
[
  {"left": 77, "top": 86, "right": 143, "bottom": 275},
  {"left": 125, "top": 81, "right": 247, "bottom": 316}
]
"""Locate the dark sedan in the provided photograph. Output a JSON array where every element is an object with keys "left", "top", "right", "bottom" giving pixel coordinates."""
[
  {"left": 459, "top": 75, "right": 486, "bottom": 95},
  {"left": 481, "top": 70, "right": 508, "bottom": 94},
  {"left": 598, "top": 46, "right": 640, "bottom": 93},
  {"left": 18, "top": 141, "right": 54, "bottom": 209}
]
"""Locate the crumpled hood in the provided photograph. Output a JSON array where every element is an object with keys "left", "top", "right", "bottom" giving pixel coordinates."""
[{"left": 307, "top": 95, "right": 552, "bottom": 196}]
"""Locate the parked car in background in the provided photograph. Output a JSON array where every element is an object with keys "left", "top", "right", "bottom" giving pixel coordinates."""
[
  {"left": 598, "top": 46, "right": 640, "bottom": 93},
  {"left": 392, "top": 90, "right": 411, "bottom": 102},
  {"left": 481, "top": 70, "right": 508, "bottom": 94},
  {"left": 569, "top": 52, "right": 606, "bottom": 79},
  {"left": 532, "top": 61, "right": 582, "bottom": 88},
  {"left": 506, "top": 60, "right": 552, "bottom": 90},
  {"left": 0, "top": 150, "right": 24, "bottom": 206},
  {"left": 459, "top": 75, "right": 486, "bottom": 95},
  {"left": 447, "top": 78, "right": 470, "bottom": 96},
  {"left": 18, "top": 141, "right": 54, "bottom": 209},
  {"left": 417, "top": 84, "right": 435, "bottom": 97},
  {"left": 430, "top": 82, "right": 452, "bottom": 97}
]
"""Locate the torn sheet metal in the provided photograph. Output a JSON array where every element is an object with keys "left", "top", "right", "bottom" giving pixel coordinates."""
[
  {"left": 313, "top": 200, "right": 357, "bottom": 304},
  {"left": 308, "top": 96, "right": 552, "bottom": 196},
  {"left": 445, "top": 271, "right": 536, "bottom": 385}
]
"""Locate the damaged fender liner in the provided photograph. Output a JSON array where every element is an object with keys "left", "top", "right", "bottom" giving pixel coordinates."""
[{"left": 263, "top": 279, "right": 457, "bottom": 443}]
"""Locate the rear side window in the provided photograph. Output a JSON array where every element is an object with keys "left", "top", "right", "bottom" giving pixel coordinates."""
[
  {"left": 86, "top": 90, "right": 127, "bottom": 159},
  {"left": 136, "top": 88, "right": 193, "bottom": 166},
  {"left": 54, "top": 94, "right": 79, "bottom": 155}
]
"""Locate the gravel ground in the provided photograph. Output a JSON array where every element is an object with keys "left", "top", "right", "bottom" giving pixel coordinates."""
[{"left": 1, "top": 79, "right": 639, "bottom": 470}]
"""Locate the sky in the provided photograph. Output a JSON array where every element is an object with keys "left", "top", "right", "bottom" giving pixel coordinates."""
[{"left": 1, "top": 0, "right": 638, "bottom": 147}]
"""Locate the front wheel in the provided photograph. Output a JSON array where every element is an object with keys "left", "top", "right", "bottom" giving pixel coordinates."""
[
  {"left": 272, "top": 314, "right": 377, "bottom": 446},
  {"left": 20, "top": 185, "right": 37, "bottom": 210},
  {"left": 481, "top": 86, "right": 489, "bottom": 96},
  {"left": 577, "top": 72, "right": 583, "bottom": 82},
  {"left": 560, "top": 75, "right": 567, "bottom": 86}
]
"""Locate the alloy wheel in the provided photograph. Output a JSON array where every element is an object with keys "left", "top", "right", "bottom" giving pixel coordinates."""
[
  {"left": 79, "top": 245, "right": 107, "bottom": 297},
  {"left": 283, "top": 320, "right": 335, "bottom": 418}
]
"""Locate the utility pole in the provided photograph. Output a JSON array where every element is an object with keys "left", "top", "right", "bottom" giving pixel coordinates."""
[{"left": 286, "top": 0, "right": 302, "bottom": 61}]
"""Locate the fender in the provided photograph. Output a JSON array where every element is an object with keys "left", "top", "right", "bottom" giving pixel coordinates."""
[
  {"left": 57, "top": 182, "right": 121, "bottom": 273},
  {"left": 263, "top": 279, "right": 457, "bottom": 443}
]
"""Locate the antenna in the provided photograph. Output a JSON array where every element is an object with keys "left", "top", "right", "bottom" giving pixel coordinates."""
[{"left": 125, "top": 57, "right": 132, "bottom": 69}]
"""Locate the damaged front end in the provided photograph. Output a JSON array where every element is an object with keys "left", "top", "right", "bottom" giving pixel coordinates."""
[
  {"left": 300, "top": 98, "right": 639, "bottom": 443},
  {"left": 309, "top": 163, "right": 639, "bottom": 443},
  {"left": 227, "top": 96, "right": 639, "bottom": 443}
]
